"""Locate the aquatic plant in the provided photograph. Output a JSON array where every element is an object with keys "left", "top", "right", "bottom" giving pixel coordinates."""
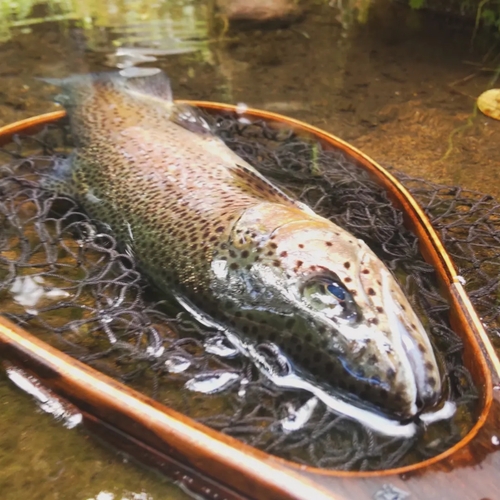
[{"left": 406, "top": 0, "right": 500, "bottom": 34}]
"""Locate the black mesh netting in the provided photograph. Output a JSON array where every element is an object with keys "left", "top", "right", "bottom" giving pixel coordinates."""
[{"left": 1, "top": 112, "right": 497, "bottom": 472}]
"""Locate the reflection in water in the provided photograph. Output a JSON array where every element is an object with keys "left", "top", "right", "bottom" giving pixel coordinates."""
[
  {"left": 185, "top": 372, "right": 241, "bottom": 394},
  {"left": 165, "top": 355, "right": 192, "bottom": 373},
  {"left": 6, "top": 366, "right": 83, "bottom": 429},
  {"left": 280, "top": 396, "right": 319, "bottom": 433},
  {"left": 88, "top": 491, "right": 153, "bottom": 500},
  {"left": 108, "top": 46, "right": 200, "bottom": 69},
  {"left": 0, "top": 0, "right": 212, "bottom": 60},
  {"left": 10, "top": 275, "right": 70, "bottom": 313}
]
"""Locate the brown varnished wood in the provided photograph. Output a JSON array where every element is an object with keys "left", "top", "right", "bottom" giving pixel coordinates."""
[
  {"left": 0, "top": 110, "right": 66, "bottom": 147},
  {"left": 0, "top": 107, "right": 499, "bottom": 500},
  {"left": 0, "top": 317, "right": 338, "bottom": 500}
]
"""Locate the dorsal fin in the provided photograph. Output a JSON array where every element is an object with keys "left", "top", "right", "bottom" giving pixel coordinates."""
[
  {"left": 230, "top": 162, "right": 299, "bottom": 206},
  {"left": 117, "top": 67, "right": 173, "bottom": 102}
]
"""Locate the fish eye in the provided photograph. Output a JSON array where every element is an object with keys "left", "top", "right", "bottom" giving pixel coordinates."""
[
  {"left": 326, "top": 283, "right": 345, "bottom": 301},
  {"left": 301, "top": 275, "right": 359, "bottom": 322}
]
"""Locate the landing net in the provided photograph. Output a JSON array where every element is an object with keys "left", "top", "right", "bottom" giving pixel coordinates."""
[{"left": 1, "top": 112, "right": 494, "bottom": 471}]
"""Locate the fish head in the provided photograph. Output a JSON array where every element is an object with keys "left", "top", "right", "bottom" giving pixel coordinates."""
[{"left": 217, "top": 203, "right": 442, "bottom": 418}]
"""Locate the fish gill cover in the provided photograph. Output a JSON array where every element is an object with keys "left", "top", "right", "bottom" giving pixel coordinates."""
[{"left": 1, "top": 111, "right": 497, "bottom": 471}]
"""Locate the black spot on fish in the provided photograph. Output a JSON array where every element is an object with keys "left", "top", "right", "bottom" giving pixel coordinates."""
[
  {"left": 362, "top": 269, "right": 370, "bottom": 274},
  {"left": 229, "top": 262, "right": 239, "bottom": 270},
  {"left": 368, "top": 288, "right": 376, "bottom": 296},
  {"left": 298, "top": 244, "right": 304, "bottom": 249},
  {"left": 418, "top": 343, "right": 426, "bottom": 353},
  {"left": 241, "top": 250, "right": 249, "bottom": 258},
  {"left": 425, "top": 362, "right": 434, "bottom": 371},
  {"left": 280, "top": 251, "right": 288, "bottom": 257},
  {"left": 376, "top": 306, "right": 384, "bottom": 313},
  {"left": 344, "top": 262, "right": 351, "bottom": 269},
  {"left": 326, "top": 241, "right": 333, "bottom": 247},
  {"left": 428, "top": 377, "right": 437, "bottom": 387}
]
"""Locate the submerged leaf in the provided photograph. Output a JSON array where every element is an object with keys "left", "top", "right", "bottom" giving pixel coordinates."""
[{"left": 477, "top": 89, "right": 500, "bottom": 121}]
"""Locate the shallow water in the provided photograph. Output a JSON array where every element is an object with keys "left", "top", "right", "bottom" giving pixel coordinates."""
[{"left": 0, "top": 0, "right": 499, "bottom": 498}]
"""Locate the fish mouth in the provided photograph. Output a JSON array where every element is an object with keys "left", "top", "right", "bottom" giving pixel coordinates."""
[{"left": 380, "top": 269, "right": 442, "bottom": 413}]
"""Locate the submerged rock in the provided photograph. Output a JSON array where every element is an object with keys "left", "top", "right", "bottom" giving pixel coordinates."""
[{"left": 216, "top": 0, "right": 303, "bottom": 28}]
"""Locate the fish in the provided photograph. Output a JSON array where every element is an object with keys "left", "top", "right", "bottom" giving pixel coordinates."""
[{"left": 43, "top": 68, "right": 442, "bottom": 427}]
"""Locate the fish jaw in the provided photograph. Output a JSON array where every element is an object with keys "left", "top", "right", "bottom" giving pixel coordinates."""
[
  {"left": 213, "top": 203, "right": 442, "bottom": 418},
  {"left": 371, "top": 256, "right": 442, "bottom": 408}
]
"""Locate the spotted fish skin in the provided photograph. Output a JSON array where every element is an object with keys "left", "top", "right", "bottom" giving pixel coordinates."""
[{"left": 47, "top": 71, "right": 441, "bottom": 419}]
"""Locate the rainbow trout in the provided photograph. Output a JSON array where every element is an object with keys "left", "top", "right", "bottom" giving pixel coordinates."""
[{"left": 45, "top": 69, "right": 442, "bottom": 429}]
